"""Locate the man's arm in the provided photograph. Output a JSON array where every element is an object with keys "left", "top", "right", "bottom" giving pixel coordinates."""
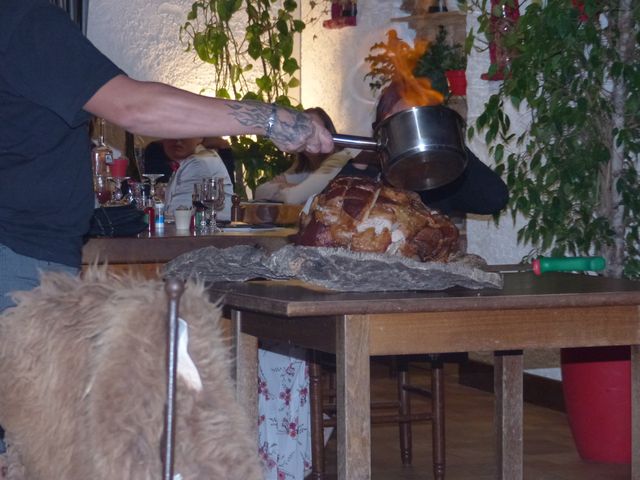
[{"left": 83, "top": 75, "right": 333, "bottom": 154}]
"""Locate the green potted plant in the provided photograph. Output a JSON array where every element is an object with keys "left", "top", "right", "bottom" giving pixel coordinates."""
[
  {"left": 414, "top": 25, "right": 467, "bottom": 97},
  {"left": 364, "top": 26, "right": 465, "bottom": 101},
  {"left": 467, "top": 0, "right": 639, "bottom": 463},
  {"left": 180, "top": 0, "right": 316, "bottom": 196}
]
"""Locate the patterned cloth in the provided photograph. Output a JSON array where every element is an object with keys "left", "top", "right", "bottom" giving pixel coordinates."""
[{"left": 258, "top": 343, "right": 311, "bottom": 480}]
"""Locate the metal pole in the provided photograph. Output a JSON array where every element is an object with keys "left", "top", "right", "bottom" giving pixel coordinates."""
[{"left": 163, "top": 277, "right": 184, "bottom": 480}]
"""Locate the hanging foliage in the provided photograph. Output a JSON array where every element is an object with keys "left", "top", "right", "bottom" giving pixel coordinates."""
[
  {"left": 468, "top": 0, "right": 640, "bottom": 278},
  {"left": 180, "top": 0, "right": 310, "bottom": 195}
]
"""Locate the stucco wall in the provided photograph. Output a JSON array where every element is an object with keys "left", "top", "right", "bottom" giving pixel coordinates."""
[{"left": 86, "top": 0, "right": 530, "bottom": 264}]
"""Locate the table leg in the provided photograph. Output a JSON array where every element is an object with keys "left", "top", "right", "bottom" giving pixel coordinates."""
[
  {"left": 336, "top": 314, "right": 371, "bottom": 480},
  {"left": 494, "top": 350, "right": 523, "bottom": 480},
  {"left": 231, "top": 309, "right": 258, "bottom": 440},
  {"left": 632, "top": 345, "right": 640, "bottom": 480}
]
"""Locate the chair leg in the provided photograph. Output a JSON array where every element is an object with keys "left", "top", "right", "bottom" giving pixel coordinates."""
[
  {"left": 397, "top": 358, "right": 412, "bottom": 466},
  {"left": 308, "top": 352, "right": 325, "bottom": 480},
  {"left": 431, "top": 359, "right": 446, "bottom": 480}
]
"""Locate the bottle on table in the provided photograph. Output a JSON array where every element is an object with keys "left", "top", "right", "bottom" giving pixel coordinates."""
[
  {"left": 91, "top": 118, "right": 114, "bottom": 177},
  {"left": 231, "top": 194, "right": 242, "bottom": 222},
  {"left": 144, "top": 197, "right": 155, "bottom": 231},
  {"left": 155, "top": 200, "right": 165, "bottom": 230}
]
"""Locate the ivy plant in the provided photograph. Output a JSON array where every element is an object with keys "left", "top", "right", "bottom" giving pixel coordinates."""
[
  {"left": 468, "top": 0, "right": 640, "bottom": 279},
  {"left": 180, "top": 0, "right": 310, "bottom": 195}
]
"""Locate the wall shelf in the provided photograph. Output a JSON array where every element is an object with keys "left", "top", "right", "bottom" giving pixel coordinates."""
[{"left": 391, "top": 11, "right": 466, "bottom": 46}]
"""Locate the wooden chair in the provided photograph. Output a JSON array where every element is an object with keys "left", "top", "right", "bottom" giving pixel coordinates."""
[{"left": 308, "top": 352, "right": 446, "bottom": 480}]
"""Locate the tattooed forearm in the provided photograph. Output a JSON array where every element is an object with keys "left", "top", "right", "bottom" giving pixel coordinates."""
[
  {"left": 225, "top": 101, "right": 314, "bottom": 148},
  {"left": 225, "top": 101, "right": 271, "bottom": 130}
]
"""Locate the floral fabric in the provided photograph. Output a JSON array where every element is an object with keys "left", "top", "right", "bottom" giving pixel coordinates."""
[{"left": 258, "top": 343, "right": 311, "bottom": 480}]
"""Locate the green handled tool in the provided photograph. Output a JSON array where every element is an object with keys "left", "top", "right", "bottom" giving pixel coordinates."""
[{"left": 487, "top": 256, "right": 606, "bottom": 275}]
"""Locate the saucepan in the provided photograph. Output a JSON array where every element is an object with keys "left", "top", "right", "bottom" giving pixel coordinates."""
[{"left": 332, "top": 105, "right": 467, "bottom": 191}]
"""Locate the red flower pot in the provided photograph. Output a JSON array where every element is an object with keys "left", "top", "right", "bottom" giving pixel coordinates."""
[
  {"left": 445, "top": 70, "right": 467, "bottom": 96},
  {"left": 561, "top": 346, "right": 631, "bottom": 463}
]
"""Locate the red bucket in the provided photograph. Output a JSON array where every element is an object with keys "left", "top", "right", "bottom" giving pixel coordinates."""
[{"left": 561, "top": 346, "right": 630, "bottom": 463}]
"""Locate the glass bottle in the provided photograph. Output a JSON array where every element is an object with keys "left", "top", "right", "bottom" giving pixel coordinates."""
[
  {"left": 143, "top": 196, "right": 155, "bottom": 231},
  {"left": 192, "top": 183, "right": 207, "bottom": 230},
  {"left": 231, "top": 194, "right": 242, "bottom": 222},
  {"left": 91, "top": 118, "right": 114, "bottom": 176}
]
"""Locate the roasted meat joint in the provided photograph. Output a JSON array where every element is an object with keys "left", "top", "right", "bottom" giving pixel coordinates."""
[{"left": 295, "top": 176, "right": 459, "bottom": 262}]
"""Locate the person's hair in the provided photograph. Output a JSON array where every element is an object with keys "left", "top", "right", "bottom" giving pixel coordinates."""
[
  {"left": 373, "top": 81, "right": 404, "bottom": 131},
  {"left": 293, "top": 107, "right": 338, "bottom": 173}
]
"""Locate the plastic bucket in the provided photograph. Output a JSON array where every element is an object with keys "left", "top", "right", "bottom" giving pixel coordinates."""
[{"left": 560, "top": 346, "right": 630, "bottom": 463}]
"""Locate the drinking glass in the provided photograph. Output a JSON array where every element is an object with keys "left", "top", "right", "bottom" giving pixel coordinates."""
[
  {"left": 93, "top": 175, "right": 111, "bottom": 205},
  {"left": 142, "top": 173, "right": 164, "bottom": 202},
  {"left": 128, "top": 181, "right": 145, "bottom": 209},
  {"left": 109, "top": 157, "right": 129, "bottom": 203},
  {"left": 202, "top": 177, "right": 224, "bottom": 233},
  {"left": 133, "top": 135, "right": 146, "bottom": 178},
  {"left": 192, "top": 183, "right": 207, "bottom": 232},
  {"left": 212, "top": 176, "right": 226, "bottom": 223}
]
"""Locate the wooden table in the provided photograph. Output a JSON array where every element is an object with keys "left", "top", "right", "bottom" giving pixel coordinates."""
[
  {"left": 82, "top": 225, "right": 296, "bottom": 272},
  {"left": 209, "top": 272, "right": 640, "bottom": 480}
]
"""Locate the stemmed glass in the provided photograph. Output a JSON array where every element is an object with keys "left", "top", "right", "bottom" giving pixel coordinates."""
[
  {"left": 133, "top": 135, "right": 146, "bottom": 180},
  {"left": 108, "top": 157, "right": 129, "bottom": 204},
  {"left": 94, "top": 175, "right": 111, "bottom": 205},
  {"left": 212, "top": 177, "right": 226, "bottom": 224},
  {"left": 192, "top": 183, "right": 208, "bottom": 232},
  {"left": 202, "top": 177, "right": 225, "bottom": 233},
  {"left": 142, "top": 173, "right": 164, "bottom": 201},
  {"left": 109, "top": 176, "right": 129, "bottom": 203}
]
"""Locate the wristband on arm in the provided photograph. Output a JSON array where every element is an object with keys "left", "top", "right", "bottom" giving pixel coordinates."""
[{"left": 265, "top": 103, "right": 277, "bottom": 139}]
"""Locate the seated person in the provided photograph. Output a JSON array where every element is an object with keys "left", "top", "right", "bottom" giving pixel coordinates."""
[
  {"left": 161, "top": 137, "right": 233, "bottom": 220},
  {"left": 142, "top": 140, "right": 174, "bottom": 183},
  {"left": 255, "top": 108, "right": 357, "bottom": 205},
  {"left": 203, "top": 136, "right": 236, "bottom": 187},
  {"left": 343, "top": 81, "right": 509, "bottom": 216},
  {"left": 144, "top": 136, "right": 235, "bottom": 186}
]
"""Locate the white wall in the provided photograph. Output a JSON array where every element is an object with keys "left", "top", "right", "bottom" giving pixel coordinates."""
[
  {"left": 86, "top": 0, "right": 530, "bottom": 264},
  {"left": 87, "top": 0, "right": 216, "bottom": 92}
]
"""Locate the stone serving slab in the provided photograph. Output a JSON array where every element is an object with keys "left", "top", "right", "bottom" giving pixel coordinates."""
[{"left": 163, "top": 244, "right": 503, "bottom": 292}]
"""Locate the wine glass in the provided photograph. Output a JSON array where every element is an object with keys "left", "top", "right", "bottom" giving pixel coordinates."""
[
  {"left": 109, "top": 176, "right": 129, "bottom": 203},
  {"left": 93, "top": 175, "right": 111, "bottom": 206},
  {"left": 201, "top": 177, "right": 225, "bottom": 233},
  {"left": 212, "top": 177, "right": 226, "bottom": 225},
  {"left": 142, "top": 173, "right": 164, "bottom": 201},
  {"left": 192, "top": 183, "right": 207, "bottom": 232},
  {"left": 108, "top": 157, "right": 130, "bottom": 204},
  {"left": 133, "top": 135, "right": 146, "bottom": 179}
]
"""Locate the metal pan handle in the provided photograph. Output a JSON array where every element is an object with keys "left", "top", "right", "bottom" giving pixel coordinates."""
[{"left": 332, "top": 134, "right": 379, "bottom": 151}]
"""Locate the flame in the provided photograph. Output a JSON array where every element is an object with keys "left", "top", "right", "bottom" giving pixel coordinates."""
[{"left": 379, "top": 30, "right": 444, "bottom": 107}]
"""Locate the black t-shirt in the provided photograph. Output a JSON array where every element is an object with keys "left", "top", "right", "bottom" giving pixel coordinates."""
[{"left": 0, "top": 0, "right": 123, "bottom": 266}]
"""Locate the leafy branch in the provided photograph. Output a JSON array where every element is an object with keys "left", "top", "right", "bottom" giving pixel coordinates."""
[
  {"left": 468, "top": 0, "right": 640, "bottom": 278},
  {"left": 180, "top": 0, "right": 312, "bottom": 194}
]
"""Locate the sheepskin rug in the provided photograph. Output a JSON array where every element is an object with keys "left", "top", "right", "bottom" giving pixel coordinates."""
[{"left": 0, "top": 268, "right": 262, "bottom": 480}]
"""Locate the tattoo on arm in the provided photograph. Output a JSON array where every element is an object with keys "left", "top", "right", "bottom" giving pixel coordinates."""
[{"left": 226, "top": 101, "right": 314, "bottom": 146}]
